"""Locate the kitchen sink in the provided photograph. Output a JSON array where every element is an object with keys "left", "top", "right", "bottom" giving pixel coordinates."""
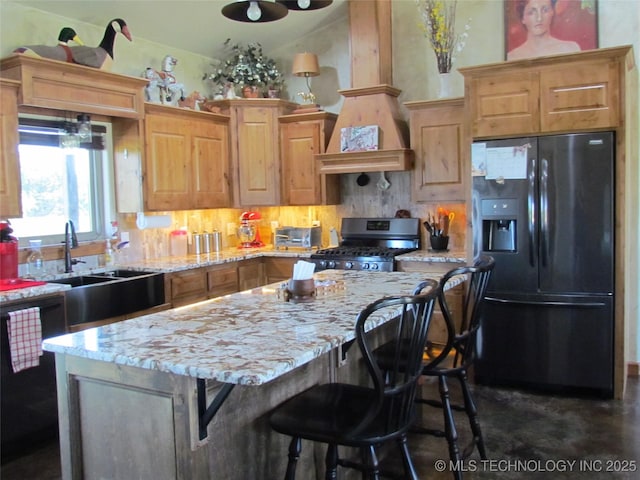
[{"left": 50, "top": 271, "right": 165, "bottom": 326}]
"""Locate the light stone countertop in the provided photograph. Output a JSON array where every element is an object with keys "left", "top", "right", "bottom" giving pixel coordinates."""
[
  {"left": 0, "top": 247, "right": 465, "bottom": 303},
  {"left": 43, "top": 270, "right": 463, "bottom": 386}
]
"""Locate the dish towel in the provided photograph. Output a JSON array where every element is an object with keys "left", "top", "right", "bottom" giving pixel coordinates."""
[{"left": 7, "top": 307, "right": 43, "bottom": 373}]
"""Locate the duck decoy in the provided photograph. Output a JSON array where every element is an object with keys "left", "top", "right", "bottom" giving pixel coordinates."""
[
  {"left": 68, "top": 18, "right": 132, "bottom": 70},
  {"left": 13, "top": 27, "right": 84, "bottom": 63}
]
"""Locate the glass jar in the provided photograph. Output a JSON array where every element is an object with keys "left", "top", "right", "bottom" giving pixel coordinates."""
[{"left": 26, "top": 239, "right": 45, "bottom": 279}]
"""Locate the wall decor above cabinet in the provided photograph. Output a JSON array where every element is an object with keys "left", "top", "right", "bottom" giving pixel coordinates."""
[{"left": 0, "top": 55, "right": 147, "bottom": 119}]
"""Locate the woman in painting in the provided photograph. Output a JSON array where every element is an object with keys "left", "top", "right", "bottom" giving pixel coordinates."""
[{"left": 507, "top": 0, "right": 581, "bottom": 60}]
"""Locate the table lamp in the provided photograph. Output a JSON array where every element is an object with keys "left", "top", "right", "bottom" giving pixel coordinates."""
[{"left": 292, "top": 52, "right": 321, "bottom": 112}]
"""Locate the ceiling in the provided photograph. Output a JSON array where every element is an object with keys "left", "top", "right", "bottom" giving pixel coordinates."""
[{"left": 12, "top": 0, "right": 347, "bottom": 58}]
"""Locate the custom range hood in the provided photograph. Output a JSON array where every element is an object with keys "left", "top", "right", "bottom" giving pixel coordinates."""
[{"left": 316, "top": 0, "right": 413, "bottom": 174}]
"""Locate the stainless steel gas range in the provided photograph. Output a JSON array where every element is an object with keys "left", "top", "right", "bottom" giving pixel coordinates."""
[{"left": 310, "top": 218, "right": 420, "bottom": 272}]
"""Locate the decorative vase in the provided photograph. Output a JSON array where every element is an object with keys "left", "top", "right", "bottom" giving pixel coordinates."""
[
  {"left": 267, "top": 88, "right": 280, "bottom": 99},
  {"left": 438, "top": 72, "right": 452, "bottom": 98},
  {"left": 242, "top": 85, "right": 261, "bottom": 98}
]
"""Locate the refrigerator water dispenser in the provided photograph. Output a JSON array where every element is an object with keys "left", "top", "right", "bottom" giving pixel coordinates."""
[{"left": 484, "top": 219, "right": 516, "bottom": 251}]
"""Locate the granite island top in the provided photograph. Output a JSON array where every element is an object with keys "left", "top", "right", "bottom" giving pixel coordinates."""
[{"left": 43, "top": 270, "right": 463, "bottom": 386}]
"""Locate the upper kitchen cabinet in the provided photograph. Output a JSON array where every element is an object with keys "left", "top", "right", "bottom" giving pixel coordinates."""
[
  {"left": 279, "top": 111, "right": 339, "bottom": 205},
  {"left": 114, "top": 104, "right": 231, "bottom": 212},
  {"left": 143, "top": 104, "right": 231, "bottom": 211},
  {"left": 460, "top": 46, "right": 630, "bottom": 139},
  {"left": 0, "top": 56, "right": 146, "bottom": 119},
  {"left": 212, "top": 99, "right": 297, "bottom": 207},
  {"left": 405, "top": 98, "right": 466, "bottom": 203},
  {"left": 0, "top": 79, "right": 22, "bottom": 218}
]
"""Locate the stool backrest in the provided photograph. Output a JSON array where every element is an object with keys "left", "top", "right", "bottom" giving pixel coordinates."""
[
  {"left": 439, "top": 255, "right": 495, "bottom": 370},
  {"left": 354, "top": 279, "right": 440, "bottom": 435}
]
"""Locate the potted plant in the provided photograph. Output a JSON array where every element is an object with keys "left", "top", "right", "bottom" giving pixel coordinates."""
[{"left": 205, "top": 39, "right": 284, "bottom": 98}]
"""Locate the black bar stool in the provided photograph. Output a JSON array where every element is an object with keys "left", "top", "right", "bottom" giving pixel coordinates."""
[
  {"left": 414, "top": 255, "right": 495, "bottom": 479},
  {"left": 269, "top": 279, "right": 447, "bottom": 480}
]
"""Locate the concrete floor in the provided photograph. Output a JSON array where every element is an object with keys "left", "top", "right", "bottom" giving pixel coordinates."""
[{"left": 2, "top": 377, "right": 639, "bottom": 479}]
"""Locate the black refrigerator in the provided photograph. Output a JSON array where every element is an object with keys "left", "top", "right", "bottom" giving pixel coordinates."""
[{"left": 472, "top": 132, "right": 614, "bottom": 397}]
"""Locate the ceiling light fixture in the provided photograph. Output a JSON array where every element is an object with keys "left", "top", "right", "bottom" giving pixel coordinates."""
[
  {"left": 276, "top": 0, "right": 333, "bottom": 10},
  {"left": 222, "top": 1, "right": 288, "bottom": 23}
]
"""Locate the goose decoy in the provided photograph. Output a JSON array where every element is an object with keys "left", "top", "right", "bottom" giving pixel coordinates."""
[
  {"left": 68, "top": 18, "right": 132, "bottom": 70},
  {"left": 13, "top": 27, "right": 84, "bottom": 63}
]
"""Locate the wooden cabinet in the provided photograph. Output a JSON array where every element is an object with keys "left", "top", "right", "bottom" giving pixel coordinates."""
[
  {"left": 264, "top": 257, "right": 297, "bottom": 284},
  {"left": 167, "top": 268, "right": 209, "bottom": 307},
  {"left": 238, "top": 258, "right": 266, "bottom": 291},
  {"left": 143, "top": 104, "right": 231, "bottom": 211},
  {"left": 460, "top": 47, "right": 627, "bottom": 139},
  {"left": 207, "top": 263, "right": 239, "bottom": 297},
  {"left": 405, "top": 98, "right": 466, "bottom": 202},
  {"left": 0, "top": 79, "right": 22, "bottom": 217},
  {"left": 212, "top": 99, "right": 297, "bottom": 206},
  {"left": 0, "top": 55, "right": 146, "bottom": 119},
  {"left": 279, "top": 112, "right": 339, "bottom": 205}
]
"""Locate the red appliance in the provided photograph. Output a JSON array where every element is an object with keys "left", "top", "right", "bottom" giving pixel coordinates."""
[
  {"left": 0, "top": 221, "right": 18, "bottom": 283},
  {"left": 238, "top": 211, "right": 264, "bottom": 248}
]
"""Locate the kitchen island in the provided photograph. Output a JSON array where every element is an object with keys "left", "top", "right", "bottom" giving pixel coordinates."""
[{"left": 43, "top": 269, "right": 462, "bottom": 480}]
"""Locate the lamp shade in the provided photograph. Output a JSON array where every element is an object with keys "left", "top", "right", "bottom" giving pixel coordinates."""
[
  {"left": 276, "top": 0, "right": 333, "bottom": 10},
  {"left": 222, "top": 1, "right": 288, "bottom": 23},
  {"left": 292, "top": 53, "right": 320, "bottom": 77}
]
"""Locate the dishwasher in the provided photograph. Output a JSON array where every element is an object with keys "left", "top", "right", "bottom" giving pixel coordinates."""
[{"left": 1, "top": 294, "right": 66, "bottom": 463}]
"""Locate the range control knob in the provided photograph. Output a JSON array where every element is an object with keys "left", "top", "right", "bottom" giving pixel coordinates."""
[
  {"left": 344, "top": 261, "right": 354, "bottom": 269},
  {"left": 318, "top": 260, "right": 327, "bottom": 268},
  {"left": 328, "top": 261, "right": 336, "bottom": 269},
  {"left": 362, "top": 263, "right": 370, "bottom": 270},
  {"left": 370, "top": 263, "right": 379, "bottom": 270}
]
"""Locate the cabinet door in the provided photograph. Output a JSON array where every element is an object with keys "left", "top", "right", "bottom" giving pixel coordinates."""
[
  {"left": 237, "top": 258, "right": 265, "bottom": 291},
  {"left": 468, "top": 71, "right": 540, "bottom": 138},
  {"left": 169, "top": 269, "right": 208, "bottom": 307},
  {"left": 264, "top": 257, "right": 297, "bottom": 284},
  {"left": 280, "top": 114, "right": 339, "bottom": 206},
  {"left": 144, "top": 113, "right": 191, "bottom": 211},
  {"left": 540, "top": 60, "right": 620, "bottom": 132},
  {"left": 207, "top": 263, "right": 238, "bottom": 298},
  {"left": 408, "top": 99, "right": 466, "bottom": 202},
  {"left": 0, "top": 80, "right": 22, "bottom": 218},
  {"left": 236, "top": 107, "right": 279, "bottom": 206},
  {"left": 191, "top": 119, "right": 231, "bottom": 208}
]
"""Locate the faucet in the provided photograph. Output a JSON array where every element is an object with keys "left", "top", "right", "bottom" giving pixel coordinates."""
[{"left": 64, "top": 220, "right": 84, "bottom": 273}]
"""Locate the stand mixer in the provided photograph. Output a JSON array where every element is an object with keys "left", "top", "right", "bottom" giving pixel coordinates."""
[{"left": 238, "top": 211, "right": 264, "bottom": 248}]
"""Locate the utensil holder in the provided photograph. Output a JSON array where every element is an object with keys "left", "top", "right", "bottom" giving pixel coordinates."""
[
  {"left": 284, "top": 278, "right": 316, "bottom": 303},
  {"left": 430, "top": 235, "right": 449, "bottom": 251}
]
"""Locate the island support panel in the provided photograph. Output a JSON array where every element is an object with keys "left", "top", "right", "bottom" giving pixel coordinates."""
[{"left": 54, "top": 351, "right": 336, "bottom": 479}]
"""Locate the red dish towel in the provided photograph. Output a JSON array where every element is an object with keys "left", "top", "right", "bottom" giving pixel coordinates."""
[{"left": 7, "top": 307, "right": 43, "bottom": 373}]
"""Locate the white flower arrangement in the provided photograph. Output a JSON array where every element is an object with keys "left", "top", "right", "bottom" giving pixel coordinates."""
[{"left": 205, "top": 39, "right": 284, "bottom": 91}]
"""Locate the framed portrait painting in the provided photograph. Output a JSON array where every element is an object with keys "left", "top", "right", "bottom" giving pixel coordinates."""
[{"left": 505, "top": 0, "right": 598, "bottom": 61}]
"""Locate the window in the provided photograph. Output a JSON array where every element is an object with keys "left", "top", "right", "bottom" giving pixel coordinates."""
[{"left": 9, "top": 117, "right": 116, "bottom": 247}]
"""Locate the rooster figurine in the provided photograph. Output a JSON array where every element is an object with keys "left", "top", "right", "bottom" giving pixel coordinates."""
[
  {"left": 13, "top": 27, "right": 84, "bottom": 63},
  {"left": 68, "top": 18, "right": 132, "bottom": 70}
]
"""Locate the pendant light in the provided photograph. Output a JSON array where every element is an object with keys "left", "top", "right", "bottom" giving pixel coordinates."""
[
  {"left": 221, "top": 1, "right": 289, "bottom": 23},
  {"left": 276, "top": 0, "right": 333, "bottom": 10}
]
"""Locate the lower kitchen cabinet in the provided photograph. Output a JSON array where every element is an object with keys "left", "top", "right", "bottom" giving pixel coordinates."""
[
  {"left": 264, "top": 257, "right": 297, "bottom": 284},
  {"left": 207, "top": 263, "right": 239, "bottom": 297},
  {"left": 396, "top": 260, "right": 464, "bottom": 346},
  {"left": 168, "top": 268, "right": 209, "bottom": 307},
  {"left": 238, "top": 258, "right": 266, "bottom": 291}
]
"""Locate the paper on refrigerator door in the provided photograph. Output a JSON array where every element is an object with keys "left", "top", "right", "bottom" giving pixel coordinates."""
[{"left": 484, "top": 145, "right": 529, "bottom": 180}]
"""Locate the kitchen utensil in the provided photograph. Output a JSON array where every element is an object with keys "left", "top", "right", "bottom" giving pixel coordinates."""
[
  {"left": 356, "top": 173, "right": 370, "bottom": 186},
  {"left": 377, "top": 171, "right": 391, "bottom": 190}
]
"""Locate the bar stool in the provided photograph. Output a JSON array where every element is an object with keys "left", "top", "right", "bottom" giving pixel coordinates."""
[
  {"left": 269, "top": 279, "right": 447, "bottom": 480},
  {"left": 414, "top": 255, "right": 495, "bottom": 479}
]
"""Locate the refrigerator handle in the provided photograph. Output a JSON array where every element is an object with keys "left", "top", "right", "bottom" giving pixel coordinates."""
[
  {"left": 528, "top": 157, "right": 536, "bottom": 267},
  {"left": 540, "top": 158, "right": 549, "bottom": 267}
]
